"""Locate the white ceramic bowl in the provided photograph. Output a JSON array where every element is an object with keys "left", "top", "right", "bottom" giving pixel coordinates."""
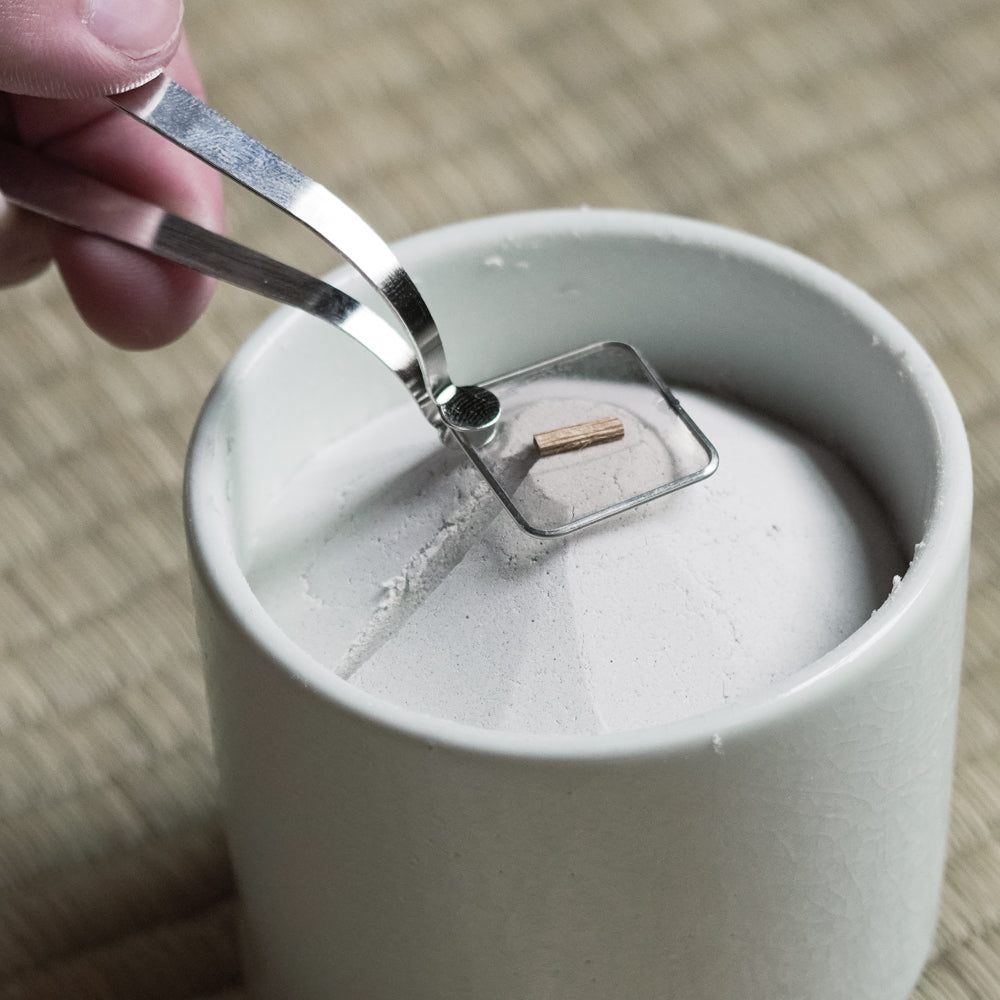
[{"left": 186, "top": 210, "right": 971, "bottom": 1000}]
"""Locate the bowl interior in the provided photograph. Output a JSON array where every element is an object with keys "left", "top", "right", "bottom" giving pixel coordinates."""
[{"left": 187, "top": 209, "right": 969, "bottom": 744}]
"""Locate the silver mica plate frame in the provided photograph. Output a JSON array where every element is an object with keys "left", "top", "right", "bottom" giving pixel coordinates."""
[{"left": 454, "top": 342, "right": 718, "bottom": 536}]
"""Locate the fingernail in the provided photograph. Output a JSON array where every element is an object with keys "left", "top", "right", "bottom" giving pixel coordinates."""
[{"left": 83, "top": 0, "right": 183, "bottom": 60}]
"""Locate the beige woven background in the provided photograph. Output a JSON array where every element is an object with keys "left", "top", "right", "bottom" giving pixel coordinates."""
[{"left": 2, "top": 0, "right": 999, "bottom": 996}]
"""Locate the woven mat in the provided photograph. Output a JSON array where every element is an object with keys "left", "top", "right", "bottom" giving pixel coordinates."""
[{"left": 2, "top": 0, "right": 1000, "bottom": 996}]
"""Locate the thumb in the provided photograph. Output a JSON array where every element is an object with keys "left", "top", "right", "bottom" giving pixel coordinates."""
[{"left": 0, "top": 0, "right": 183, "bottom": 99}]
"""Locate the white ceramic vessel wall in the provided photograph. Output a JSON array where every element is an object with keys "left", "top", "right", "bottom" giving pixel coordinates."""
[{"left": 186, "top": 211, "right": 972, "bottom": 1000}]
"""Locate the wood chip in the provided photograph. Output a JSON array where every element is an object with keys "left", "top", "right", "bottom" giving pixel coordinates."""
[{"left": 533, "top": 416, "right": 625, "bottom": 456}]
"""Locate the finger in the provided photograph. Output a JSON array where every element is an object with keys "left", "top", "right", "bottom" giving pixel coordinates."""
[
  {"left": 0, "top": 0, "right": 183, "bottom": 99},
  {"left": 0, "top": 194, "right": 56, "bottom": 286},
  {"left": 10, "top": 37, "right": 225, "bottom": 348},
  {"left": 55, "top": 232, "right": 214, "bottom": 349}
]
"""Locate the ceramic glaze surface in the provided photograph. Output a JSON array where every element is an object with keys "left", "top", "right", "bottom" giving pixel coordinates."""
[{"left": 186, "top": 211, "right": 971, "bottom": 1000}]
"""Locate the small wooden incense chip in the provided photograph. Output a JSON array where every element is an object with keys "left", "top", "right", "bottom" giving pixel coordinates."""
[{"left": 533, "top": 416, "right": 625, "bottom": 457}]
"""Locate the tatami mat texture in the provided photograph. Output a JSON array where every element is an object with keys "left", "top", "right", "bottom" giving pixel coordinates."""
[{"left": 2, "top": 0, "right": 1000, "bottom": 996}]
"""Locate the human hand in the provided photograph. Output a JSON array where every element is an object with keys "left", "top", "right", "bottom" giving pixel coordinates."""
[{"left": 0, "top": 0, "right": 224, "bottom": 347}]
